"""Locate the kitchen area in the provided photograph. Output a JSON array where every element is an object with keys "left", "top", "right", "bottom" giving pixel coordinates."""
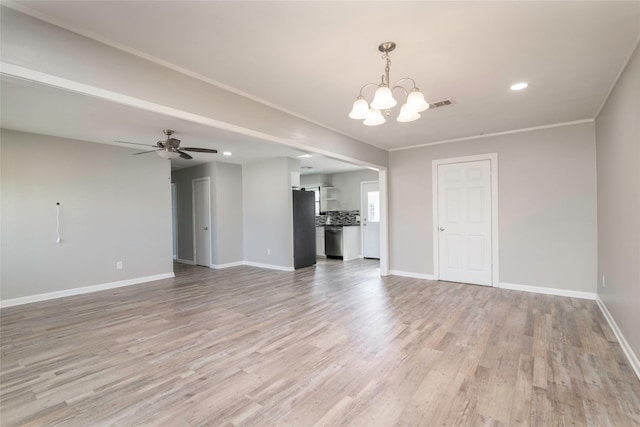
[
  {"left": 299, "top": 168, "right": 379, "bottom": 264},
  {"left": 317, "top": 202, "right": 362, "bottom": 261}
]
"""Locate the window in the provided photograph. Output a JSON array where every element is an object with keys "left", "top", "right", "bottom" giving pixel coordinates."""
[{"left": 368, "top": 191, "right": 380, "bottom": 222}]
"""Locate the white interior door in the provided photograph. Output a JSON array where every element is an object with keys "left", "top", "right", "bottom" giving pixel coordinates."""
[
  {"left": 437, "top": 160, "right": 492, "bottom": 286},
  {"left": 192, "top": 177, "right": 211, "bottom": 267},
  {"left": 361, "top": 181, "right": 380, "bottom": 259}
]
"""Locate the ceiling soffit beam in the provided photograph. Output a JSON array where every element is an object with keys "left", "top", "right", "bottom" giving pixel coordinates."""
[{"left": 0, "top": 6, "right": 388, "bottom": 170}]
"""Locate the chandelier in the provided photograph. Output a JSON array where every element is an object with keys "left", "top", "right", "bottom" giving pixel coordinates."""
[{"left": 349, "top": 42, "right": 429, "bottom": 126}]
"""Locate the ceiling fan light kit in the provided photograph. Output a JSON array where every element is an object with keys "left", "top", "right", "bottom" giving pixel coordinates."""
[
  {"left": 157, "top": 150, "right": 180, "bottom": 159},
  {"left": 349, "top": 42, "right": 429, "bottom": 125}
]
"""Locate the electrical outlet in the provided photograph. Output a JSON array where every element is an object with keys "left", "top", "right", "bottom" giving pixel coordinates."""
[
  {"left": 267, "top": 249, "right": 271, "bottom": 255},
  {"left": 602, "top": 274, "right": 606, "bottom": 287},
  {"left": 116, "top": 261, "right": 123, "bottom": 270}
]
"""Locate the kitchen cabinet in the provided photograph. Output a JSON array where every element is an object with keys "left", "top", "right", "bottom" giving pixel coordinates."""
[
  {"left": 320, "top": 187, "right": 338, "bottom": 212},
  {"left": 316, "top": 227, "right": 325, "bottom": 257},
  {"left": 323, "top": 225, "right": 361, "bottom": 261},
  {"left": 343, "top": 226, "right": 361, "bottom": 261}
]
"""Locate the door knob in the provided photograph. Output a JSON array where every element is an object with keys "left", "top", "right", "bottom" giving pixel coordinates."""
[
  {"left": 439, "top": 227, "right": 445, "bottom": 231},
  {"left": 204, "top": 226, "right": 208, "bottom": 230}
]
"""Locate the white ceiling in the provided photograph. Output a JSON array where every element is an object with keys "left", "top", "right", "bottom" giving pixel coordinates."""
[{"left": 2, "top": 1, "right": 639, "bottom": 157}]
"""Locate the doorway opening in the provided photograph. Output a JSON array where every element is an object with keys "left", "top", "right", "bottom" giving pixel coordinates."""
[
  {"left": 171, "top": 183, "right": 178, "bottom": 260},
  {"left": 192, "top": 177, "right": 212, "bottom": 267},
  {"left": 361, "top": 180, "right": 381, "bottom": 260}
]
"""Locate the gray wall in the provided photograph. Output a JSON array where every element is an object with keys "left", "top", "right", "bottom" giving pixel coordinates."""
[
  {"left": 595, "top": 43, "right": 640, "bottom": 358},
  {"left": 1, "top": 129, "right": 173, "bottom": 300},
  {"left": 300, "top": 173, "right": 329, "bottom": 188},
  {"left": 300, "top": 169, "right": 379, "bottom": 211},
  {"left": 389, "top": 122, "right": 598, "bottom": 293},
  {"left": 242, "top": 158, "right": 297, "bottom": 268},
  {"left": 171, "top": 161, "right": 244, "bottom": 266},
  {"left": 213, "top": 162, "right": 244, "bottom": 265},
  {"left": 328, "top": 169, "right": 379, "bottom": 211}
]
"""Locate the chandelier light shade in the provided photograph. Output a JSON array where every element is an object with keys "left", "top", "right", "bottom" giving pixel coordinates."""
[
  {"left": 349, "top": 42, "right": 430, "bottom": 125},
  {"left": 370, "top": 86, "right": 397, "bottom": 110},
  {"left": 363, "top": 108, "right": 386, "bottom": 126},
  {"left": 397, "top": 103, "right": 421, "bottom": 123},
  {"left": 406, "top": 89, "right": 430, "bottom": 112},
  {"left": 349, "top": 96, "right": 369, "bottom": 119}
]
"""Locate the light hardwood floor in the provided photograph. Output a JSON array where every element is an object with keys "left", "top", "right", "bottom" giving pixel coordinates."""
[{"left": 1, "top": 259, "right": 639, "bottom": 426}]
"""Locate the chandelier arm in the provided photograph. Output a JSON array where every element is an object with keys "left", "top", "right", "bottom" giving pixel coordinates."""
[
  {"left": 358, "top": 82, "right": 382, "bottom": 97},
  {"left": 390, "top": 85, "right": 409, "bottom": 99},
  {"left": 392, "top": 77, "right": 418, "bottom": 90}
]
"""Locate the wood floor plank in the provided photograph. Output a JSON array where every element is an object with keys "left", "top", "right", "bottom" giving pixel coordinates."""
[{"left": 2, "top": 259, "right": 639, "bottom": 426}]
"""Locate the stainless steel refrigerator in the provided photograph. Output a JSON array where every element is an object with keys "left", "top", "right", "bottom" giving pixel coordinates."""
[{"left": 293, "top": 190, "right": 316, "bottom": 269}]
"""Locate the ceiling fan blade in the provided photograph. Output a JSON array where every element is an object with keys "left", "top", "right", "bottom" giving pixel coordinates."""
[
  {"left": 176, "top": 150, "right": 193, "bottom": 160},
  {"left": 181, "top": 147, "right": 218, "bottom": 153},
  {"left": 116, "top": 140, "right": 158, "bottom": 148},
  {"left": 133, "top": 149, "right": 162, "bottom": 155}
]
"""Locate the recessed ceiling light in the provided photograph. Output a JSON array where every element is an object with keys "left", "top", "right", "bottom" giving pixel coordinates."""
[
  {"left": 298, "top": 154, "right": 313, "bottom": 158},
  {"left": 510, "top": 82, "right": 528, "bottom": 91},
  {"left": 223, "top": 151, "right": 232, "bottom": 156}
]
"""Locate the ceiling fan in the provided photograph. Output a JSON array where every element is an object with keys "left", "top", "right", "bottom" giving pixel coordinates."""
[{"left": 116, "top": 129, "right": 218, "bottom": 160}]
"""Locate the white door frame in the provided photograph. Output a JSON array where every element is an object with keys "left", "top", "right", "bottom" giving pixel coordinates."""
[
  {"left": 432, "top": 153, "right": 499, "bottom": 286},
  {"left": 360, "top": 180, "right": 380, "bottom": 259},
  {"left": 379, "top": 169, "right": 389, "bottom": 276},
  {"left": 192, "top": 177, "right": 212, "bottom": 268},
  {"left": 171, "top": 183, "right": 178, "bottom": 260}
]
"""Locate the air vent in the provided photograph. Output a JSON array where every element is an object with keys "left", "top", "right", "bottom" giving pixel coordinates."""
[
  {"left": 429, "top": 98, "right": 454, "bottom": 109},
  {"left": 300, "top": 166, "right": 313, "bottom": 170}
]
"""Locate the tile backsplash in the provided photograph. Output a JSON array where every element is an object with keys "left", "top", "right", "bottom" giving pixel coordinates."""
[{"left": 316, "top": 210, "right": 360, "bottom": 226}]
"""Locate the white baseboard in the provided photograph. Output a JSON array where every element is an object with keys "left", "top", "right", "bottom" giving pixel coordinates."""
[
  {"left": 596, "top": 296, "right": 640, "bottom": 380},
  {"left": 389, "top": 270, "right": 434, "bottom": 280},
  {"left": 0, "top": 272, "right": 175, "bottom": 308},
  {"left": 211, "top": 261, "right": 244, "bottom": 269},
  {"left": 183, "top": 259, "right": 293, "bottom": 272},
  {"left": 243, "top": 261, "right": 294, "bottom": 272},
  {"left": 498, "top": 282, "right": 596, "bottom": 300},
  {"left": 386, "top": 273, "right": 597, "bottom": 299}
]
